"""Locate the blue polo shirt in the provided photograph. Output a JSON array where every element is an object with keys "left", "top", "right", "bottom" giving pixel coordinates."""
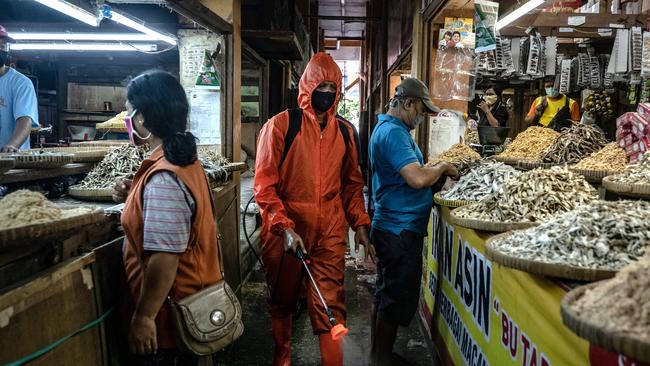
[
  {"left": 0, "top": 68, "right": 39, "bottom": 150},
  {"left": 370, "top": 114, "right": 432, "bottom": 236}
]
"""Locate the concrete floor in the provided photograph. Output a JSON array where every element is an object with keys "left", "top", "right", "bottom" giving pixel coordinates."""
[{"left": 215, "top": 242, "right": 441, "bottom": 366}]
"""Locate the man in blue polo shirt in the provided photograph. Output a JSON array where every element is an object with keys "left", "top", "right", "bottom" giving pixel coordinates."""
[
  {"left": 0, "top": 25, "right": 39, "bottom": 152},
  {"left": 369, "top": 77, "right": 458, "bottom": 366}
]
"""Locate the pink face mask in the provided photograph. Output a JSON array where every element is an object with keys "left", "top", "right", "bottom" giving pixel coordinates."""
[{"left": 124, "top": 109, "right": 151, "bottom": 144}]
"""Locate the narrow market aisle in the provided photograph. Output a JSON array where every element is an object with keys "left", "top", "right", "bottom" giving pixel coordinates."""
[{"left": 215, "top": 243, "right": 440, "bottom": 366}]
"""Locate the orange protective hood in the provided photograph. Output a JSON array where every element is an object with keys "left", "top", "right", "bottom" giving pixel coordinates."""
[{"left": 298, "top": 52, "right": 342, "bottom": 117}]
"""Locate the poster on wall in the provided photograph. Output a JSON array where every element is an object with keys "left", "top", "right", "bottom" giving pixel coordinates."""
[
  {"left": 187, "top": 88, "right": 221, "bottom": 145},
  {"left": 475, "top": 0, "right": 499, "bottom": 53},
  {"left": 439, "top": 17, "right": 475, "bottom": 49}
]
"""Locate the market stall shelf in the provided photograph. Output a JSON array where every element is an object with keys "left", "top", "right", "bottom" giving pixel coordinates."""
[
  {"left": 0, "top": 208, "right": 106, "bottom": 250},
  {"left": 67, "top": 186, "right": 115, "bottom": 202},
  {"left": 433, "top": 192, "right": 475, "bottom": 208},
  {"left": 70, "top": 140, "right": 129, "bottom": 148},
  {"left": 39, "top": 147, "right": 113, "bottom": 163},
  {"left": 0, "top": 158, "right": 15, "bottom": 174},
  {"left": 486, "top": 233, "right": 617, "bottom": 281},
  {"left": 602, "top": 176, "right": 650, "bottom": 198},
  {"left": 562, "top": 283, "right": 650, "bottom": 363},
  {"left": 450, "top": 206, "right": 539, "bottom": 232},
  {"left": 569, "top": 168, "right": 618, "bottom": 185},
  {"left": 0, "top": 163, "right": 94, "bottom": 185},
  {"left": 0, "top": 153, "right": 74, "bottom": 169}
]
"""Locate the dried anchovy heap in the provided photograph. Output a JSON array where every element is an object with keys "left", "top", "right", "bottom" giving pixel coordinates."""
[
  {"left": 540, "top": 124, "right": 608, "bottom": 164},
  {"left": 497, "top": 127, "right": 559, "bottom": 160},
  {"left": 427, "top": 143, "right": 481, "bottom": 167},
  {"left": 198, "top": 147, "right": 230, "bottom": 182},
  {"left": 78, "top": 144, "right": 148, "bottom": 189},
  {"left": 465, "top": 129, "right": 480, "bottom": 145},
  {"left": 441, "top": 160, "right": 520, "bottom": 201},
  {"left": 574, "top": 142, "right": 628, "bottom": 171},
  {"left": 490, "top": 200, "right": 650, "bottom": 270},
  {"left": 0, "top": 190, "right": 94, "bottom": 230},
  {"left": 570, "top": 253, "right": 650, "bottom": 343},
  {"left": 456, "top": 166, "right": 598, "bottom": 223},
  {"left": 608, "top": 157, "right": 650, "bottom": 184}
]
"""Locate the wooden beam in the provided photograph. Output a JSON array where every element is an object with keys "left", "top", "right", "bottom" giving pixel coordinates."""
[{"left": 166, "top": 0, "right": 233, "bottom": 34}]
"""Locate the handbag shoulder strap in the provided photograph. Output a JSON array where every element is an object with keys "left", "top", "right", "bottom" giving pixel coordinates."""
[{"left": 207, "top": 183, "right": 226, "bottom": 279}]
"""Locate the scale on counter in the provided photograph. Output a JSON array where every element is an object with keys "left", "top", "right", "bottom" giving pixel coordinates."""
[
  {"left": 470, "top": 143, "right": 505, "bottom": 157},
  {"left": 471, "top": 126, "right": 510, "bottom": 157}
]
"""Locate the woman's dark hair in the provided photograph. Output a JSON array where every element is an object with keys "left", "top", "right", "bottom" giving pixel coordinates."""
[
  {"left": 486, "top": 85, "right": 503, "bottom": 99},
  {"left": 453, "top": 31, "right": 461, "bottom": 37},
  {"left": 127, "top": 70, "right": 197, "bottom": 167},
  {"left": 444, "top": 31, "right": 452, "bottom": 38}
]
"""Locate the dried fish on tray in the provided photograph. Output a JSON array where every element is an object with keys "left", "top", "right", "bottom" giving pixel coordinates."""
[
  {"left": 495, "top": 127, "right": 559, "bottom": 162},
  {"left": 0, "top": 150, "right": 74, "bottom": 169},
  {"left": 561, "top": 254, "right": 650, "bottom": 362},
  {"left": 602, "top": 157, "right": 650, "bottom": 197},
  {"left": 571, "top": 143, "right": 628, "bottom": 183},
  {"left": 198, "top": 146, "right": 230, "bottom": 184},
  {"left": 427, "top": 143, "right": 481, "bottom": 168},
  {"left": 440, "top": 160, "right": 520, "bottom": 202},
  {"left": 453, "top": 166, "right": 598, "bottom": 225},
  {"left": 486, "top": 200, "right": 650, "bottom": 280},
  {"left": 540, "top": 124, "right": 608, "bottom": 164},
  {"left": 73, "top": 144, "right": 148, "bottom": 190}
]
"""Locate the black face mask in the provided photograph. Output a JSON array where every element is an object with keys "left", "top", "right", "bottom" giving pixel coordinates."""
[
  {"left": 311, "top": 90, "right": 337, "bottom": 113},
  {"left": 0, "top": 51, "right": 8, "bottom": 66}
]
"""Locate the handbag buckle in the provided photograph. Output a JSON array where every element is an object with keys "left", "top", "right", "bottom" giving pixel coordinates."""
[{"left": 210, "top": 310, "right": 226, "bottom": 326}]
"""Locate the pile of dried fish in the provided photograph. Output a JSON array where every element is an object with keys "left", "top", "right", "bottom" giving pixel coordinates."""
[
  {"left": 198, "top": 147, "right": 229, "bottom": 182},
  {"left": 441, "top": 160, "right": 520, "bottom": 201},
  {"left": 497, "top": 127, "right": 559, "bottom": 161},
  {"left": 574, "top": 142, "right": 628, "bottom": 171},
  {"left": 490, "top": 200, "right": 650, "bottom": 270},
  {"left": 0, "top": 190, "right": 93, "bottom": 230},
  {"left": 569, "top": 253, "right": 650, "bottom": 343},
  {"left": 78, "top": 144, "right": 148, "bottom": 189},
  {"left": 455, "top": 166, "right": 598, "bottom": 223},
  {"left": 607, "top": 157, "right": 650, "bottom": 184},
  {"left": 540, "top": 124, "right": 608, "bottom": 164},
  {"left": 427, "top": 143, "right": 481, "bottom": 167},
  {"left": 465, "top": 129, "right": 479, "bottom": 145}
]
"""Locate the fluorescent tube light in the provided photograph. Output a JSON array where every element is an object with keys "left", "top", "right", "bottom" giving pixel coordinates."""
[
  {"left": 9, "top": 32, "right": 159, "bottom": 41},
  {"left": 33, "top": 0, "right": 99, "bottom": 27},
  {"left": 495, "top": 0, "right": 545, "bottom": 31},
  {"left": 11, "top": 43, "right": 157, "bottom": 51},
  {"left": 103, "top": 6, "right": 177, "bottom": 45}
]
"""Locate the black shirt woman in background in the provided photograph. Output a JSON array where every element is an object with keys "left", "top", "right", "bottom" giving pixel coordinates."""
[{"left": 478, "top": 86, "right": 509, "bottom": 127}]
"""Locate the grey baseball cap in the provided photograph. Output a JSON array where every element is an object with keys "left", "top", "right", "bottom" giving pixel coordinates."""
[{"left": 394, "top": 77, "right": 440, "bottom": 113}]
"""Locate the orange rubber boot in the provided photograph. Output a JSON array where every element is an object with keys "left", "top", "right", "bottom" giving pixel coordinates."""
[
  {"left": 319, "top": 333, "right": 343, "bottom": 366},
  {"left": 272, "top": 316, "right": 292, "bottom": 366}
]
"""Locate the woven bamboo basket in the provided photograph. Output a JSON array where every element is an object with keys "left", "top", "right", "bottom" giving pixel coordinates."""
[
  {"left": 39, "top": 147, "right": 112, "bottom": 163},
  {"left": 602, "top": 176, "right": 650, "bottom": 198},
  {"left": 492, "top": 155, "right": 521, "bottom": 166},
  {"left": 71, "top": 140, "right": 129, "bottom": 148},
  {"left": 449, "top": 207, "right": 539, "bottom": 232},
  {"left": 517, "top": 160, "right": 561, "bottom": 171},
  {"left": 0, "top": 158, "right": 15, "bottom": 174},
  {"left": 433, "top": 192, "right": 475, "bottom": 208},
  {"left": 0, "top": 153, "right": 74, "bottom": 169},
  {"left": 0, "top": 208, "right": 106, "bottom": 249},
  {"left": 569, "top": 167, "right": 620, "bottom": 185},
  {"left": 561, "top": 282, "right": 650, "bottom": 363},
  {"left": 485, "top": 233, "right": 617, "bottom": 281},
  {"left": 68, "top": 186, "right": 115, "bottom": 202}
]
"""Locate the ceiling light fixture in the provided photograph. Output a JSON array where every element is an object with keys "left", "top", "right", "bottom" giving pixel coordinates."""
[
  {"left": 11, "top": 42, "right": 158, "bottom": 52},
  {"left": 495, "top": 0, "right": 545, "bottom": 31},
  {"left": 102, "top": 5, "right": 177, "bottom": 45},
  {"left": 9, "top": 32, "right": 160, "bottom": 42},
  {"left": 33, "top": 0, "right": 99, "bottom": 27}
]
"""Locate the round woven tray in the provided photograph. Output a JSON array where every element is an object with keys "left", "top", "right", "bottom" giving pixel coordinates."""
[
  {"left": 433, "top": 192, "right": 475, "bottom": 208},
  {"left": 492, "top": 155, "right": 521, "bottom": 166},
  {"left": 0, "top": 153, "right": 74, "bottom": 169},
  {"left": 0, "top": 158, "right": 15, "bottom": 174},
  {"left": 517, "top": 160, "right": 561, "bottom": 171},
  {"left": 449, "top": 207, "right": 539, "bottom": 232},
  {"left": 569, "top": 167, "right": 620, "bottom": 184},
  {"left": 561, "top": 282, "right": 650, "bottom": 363},
  {"left": 0, "top": 208, "right": 106, "bottom": 249},
  {"left": 71, "top": 140, "right": 129, "bottom": 148},
  {"left": 485, "top": 233, "right": 618, "bottom": 281},
  {"left": 602, "top": 176, "right": 650, "bottom": 198},
  {"left": 40, "top": 147, "right": 112, "bottom": 163},
  {"left": 68, "top": 186, "right": 115, "bottom": 201}
]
